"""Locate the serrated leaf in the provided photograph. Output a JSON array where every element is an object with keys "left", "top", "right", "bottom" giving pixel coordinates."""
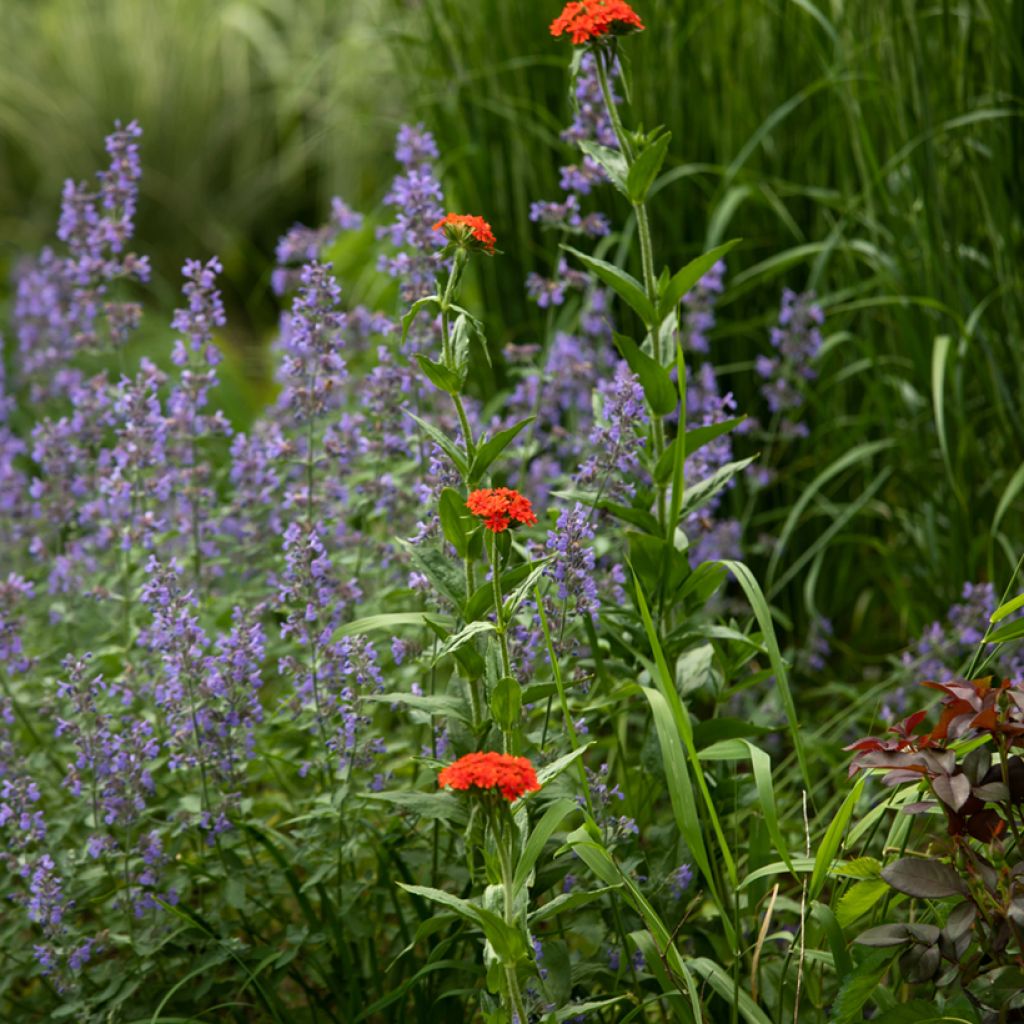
[
  {"left": 563, "top": 244, "right": 654, "bottom": 325},
  {"left": 881, "top": 857, "right": 966, "bottom": 899},
  {"left": 836, "top": 880, "right": 891, "bottom": 927}
]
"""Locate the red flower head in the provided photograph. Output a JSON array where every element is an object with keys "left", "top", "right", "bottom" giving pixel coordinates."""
[
  {"left": 466, "top": 487, "right": 538, "bottom": 533},
  {"left": 550, "top": 0, "right": 645, "bottom": 45},
  {"left": 431, "top": 213, "right": 497, "bottom": 254},
  {"left": 438, "top": 751, "right": 541, "bottom": 802}
]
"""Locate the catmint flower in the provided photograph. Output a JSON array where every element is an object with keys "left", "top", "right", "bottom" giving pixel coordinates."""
[
  {"left": 670, "top": 863, "right": 694, "bottom": 899},
  {"left": 545, "top": 503, "right": 600, "bottom": 622},
  {"left": 378, "top": 125, "right": 446, "bottom": 303},
  {"left": 757, "top": 289, "right": 824, "bottom": 427},
  {"left": 274, "top": 198, "right": 364, "bottom": 295},
  {"left": 576, "top": 361, "right": 648, "bottom": 499}
]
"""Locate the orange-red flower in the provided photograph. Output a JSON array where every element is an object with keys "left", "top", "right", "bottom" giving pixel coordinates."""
[
  {"left": 438, "top": 751, "right": 541, "bottom": 802},
  {"left": 466, "top": 487, "right": 538, "bottom": 533},
  {"left": 431, "top": 213, "right": 497, "bottom": 254},
  {"left": 550, "top": 0, "right": 645, "bottom": 45}
]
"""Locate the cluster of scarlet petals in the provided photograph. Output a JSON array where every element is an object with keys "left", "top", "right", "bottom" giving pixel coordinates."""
[
  {"left": 550, "top": 0, "right": 645, "bottom": 45},
  {"left": 466, "top": 487, "right": 538, "bottom": 533},
  {"left": 431, "top": 212, "right": 497, "bottom": 254},
  {"left": 438, "top": 751, "right": 542, "bottom": 803}
]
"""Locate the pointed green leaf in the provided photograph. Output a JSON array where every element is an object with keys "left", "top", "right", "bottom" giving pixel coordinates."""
[
  {"left": 563, "top": 244, "right": 655, "bottom": 325},
  {"left": 469, "top": 416, "right": 535, "bottom": 484},
  {"left": 613, "top": 333, "right": 677, "bottom": 415},
  {"left": 657, "top": 240, "right": 741, "bottom": 320},
  {"left": 626, "top": 130, "right": 671, "bottom": 203}
]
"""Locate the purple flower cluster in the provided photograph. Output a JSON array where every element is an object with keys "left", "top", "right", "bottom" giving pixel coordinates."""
[
  {"left": 14, "top": 121, "right": 150, "bottom": 399},
  {"left": 377, "top": 123, "right": 445, "bottom": 303},
  {"left": 902, "top": 581, "right": 1024, "bottom": 684},
  {"left": 0, "top": 573, "right": 35, "bottom": 674},
  {"left": 545, "top": 504, "right": 600, "bottom": 623},
  {"left": 576, "top": 362, "right": 648, "bottom": 500},
  {"left": 756, "top": 289, "right": 824, "bottom": 437},
  {"left": 583, "top": 762, "right": 638, "bottom": 843},
  {"left": 274, "top": 198, "right": 364, "bottom": 296},
  {"left": 528, "top": 54, "right": 614, "bottom": 241}
]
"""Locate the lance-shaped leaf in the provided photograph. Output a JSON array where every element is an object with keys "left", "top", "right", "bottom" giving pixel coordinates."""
[
  {"left": 439, "top": 487, "right": 472, "bottom": 558},
  {"left": 613, "top": 333, "right": 677, "bottom": 416},
  {"left": 563, "top": 244, "right": 655, "bottom": 325},
  {"left": 626, "top": 129, "right": 671, "bottom": 204},
  {"left": 416, "top": 353, "right": 461, "bottom": 395},
  {"left": 657, "top": 239, "right": 741, "bottom": 320},
  {"left": 469, "top": 416, "right": 535, "bottom": 484}
]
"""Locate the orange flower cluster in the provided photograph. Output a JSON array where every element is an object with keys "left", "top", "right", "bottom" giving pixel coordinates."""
[
  {"left": 431, "top": 213, "right": 497, "bottom": 254},
  {"left": 550, "top": 0, "right": 645, "bottom": 45},
  {"left": 438, "top": 751, "right": 541, "bottom": 802},
  {"left": 465, "top": 487, "right": 538, "bottom": 533}
]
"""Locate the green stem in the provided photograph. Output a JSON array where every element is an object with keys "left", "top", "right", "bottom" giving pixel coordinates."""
[
  {"left": 496, "top": 817, "right": 529, "bottom": 1024},
  {"left": 491, "top": 532, "right": 514, "bottom": 752}
]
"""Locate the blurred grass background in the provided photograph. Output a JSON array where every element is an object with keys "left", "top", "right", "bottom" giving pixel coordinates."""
[{"left": 1, "top": 0, "right": 1022, "bottom": 667}]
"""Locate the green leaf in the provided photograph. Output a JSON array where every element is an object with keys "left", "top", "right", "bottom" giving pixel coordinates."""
[
  {"left": 810, "top": 775, "right": 864, "bottom": 900},
  {"left": 717, "top": 560, "right": 813, "bottom": 795},
  {"left": 439, "top": 487, "right": 471, "bottom": 558},
  {"left": 336, "top": 612, "right": 452, "bottom": 637},
  {"left": 511, "top": 797, "right": 578, "bottom": 896},
  {"left": 366, "top": 790, "right": 467, "bottom": 824},
  {"left": 577, "top": 139, "right": 629, "bottom": 194},
  {"left": 653, "top": 417, "right": 746, "bottom": 484},
  {"left": 600, "top": 499, "right": 662, "bottom": 536},
  {"left": 396, "top": 884, "right": 527, "bottom": 964},
  {"left": 469, "top": 416, "right": 535, "bottom": 484},
  {"left": 397, "top": 538, "right": 466, "bottom": 612},
  {"left": 527, "top": 886, "right": 619, "bottom": 925},
  {"left": 401, "top": 295, "right": 439, "bottom": 348},
  {"left": 657, "top": 240, "right": 741, "bottom": 320},
  {"left": 562, "top": 244, "right": 655, "bottom": 325},
  {"left": 465, "top": 562, "right": 536, "bottom": 621},
  {"left": 450, "top": 312, "right": 474, "bottom": 385},
  {"left": 502, "top": 559, "right": 551, "bottom": 621},
  {"left": 836, "top": 879, "right": 890, "bottom": 927},
  {"left": 490, "top": 676, "right": 521, "bottom": 728},
  {"left": 690, "top": 958, "right": 773, "bottom": 1024},
  {"left": 830, "top": 950, "right": 896, "bottom": 1024},
  {"left": 536, "top": 744, "right": 593, "bottom": 787},
  {"left": 677, "top": 456, "right": 757, "bottom": 521},
  {"left": 988, "top": 616, "right": 1024, "bottom": 644},
  {"left": 432, "top": 620, "right": 496, "bottom": 665},
  {"left": 405, "top": 410, "right": 469, "bottom": 477},
  {"left": 364, "top": 691, "right": 472, "bottom": 724},
  {"left": 416, "top": 353, "right": 460, "bottom": 395},
  {"left": 991, "top": 592, "right": 1024, "bottom": 624},
  {"left": 613, "top": 333, "right": 677, "bottom": 415},
  {"left": 626, "top": 130, "right": 671, "bottom": 204}
]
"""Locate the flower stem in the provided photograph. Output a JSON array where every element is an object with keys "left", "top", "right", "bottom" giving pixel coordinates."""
[{"left": 496, "top": 816, "right": 529, "bottom": 1024}]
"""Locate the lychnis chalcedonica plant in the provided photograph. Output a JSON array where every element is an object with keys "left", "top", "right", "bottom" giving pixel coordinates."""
[{"left": 0, "top": 2, "right": 832, "bottom": 1022}]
